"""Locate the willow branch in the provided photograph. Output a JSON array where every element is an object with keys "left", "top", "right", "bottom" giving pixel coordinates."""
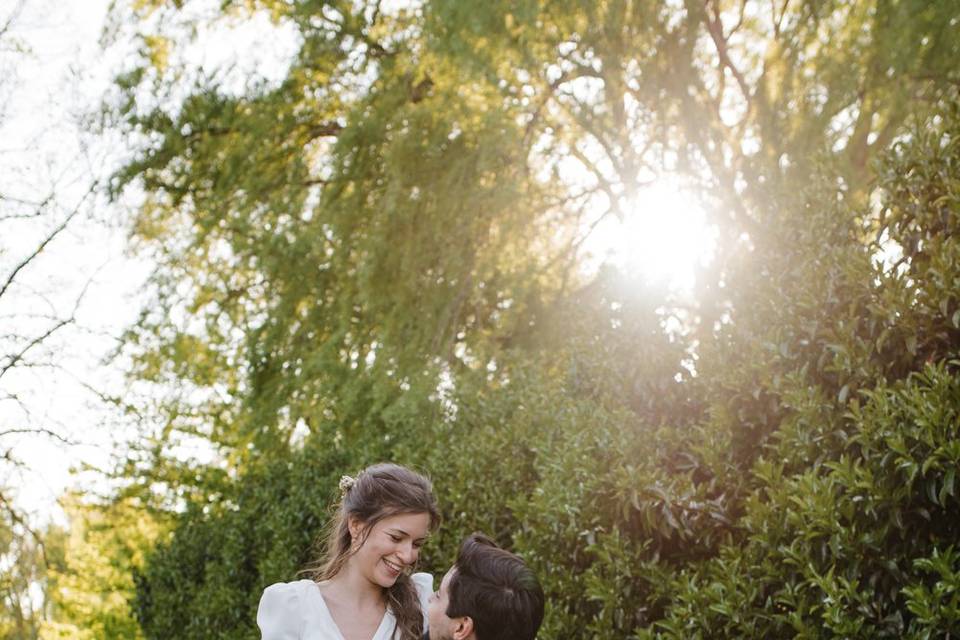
[{"left": 705, "top": 0, "right": 751, "bottom": 107}]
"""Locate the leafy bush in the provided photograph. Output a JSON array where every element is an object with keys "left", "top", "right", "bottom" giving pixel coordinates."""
[{"left": 128, "top": 51, "right": 960, "bottom": 640}]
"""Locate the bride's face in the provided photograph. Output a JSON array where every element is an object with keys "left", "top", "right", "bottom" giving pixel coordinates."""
[{"left": 349, "top": 511, "right": 431, "bottom": 588}]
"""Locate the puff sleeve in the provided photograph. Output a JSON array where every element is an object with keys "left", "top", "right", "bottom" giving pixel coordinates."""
[
  {"left": 411, "top": 572, "right": 434, "bottom": 633},
  {"left": 257, "top": 582, "right": 303, "bottom": 640}
]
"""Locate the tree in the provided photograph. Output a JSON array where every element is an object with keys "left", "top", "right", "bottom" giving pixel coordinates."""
[
  {"left": 127, "top": 92, "right": 960, "bottom": 639},
  {"left": 39, "top": 496, "right": 158, "bottom": 640},
  {"left": 0, "top": 516, "right": 61, "bottom": 640},
  {"left": 1, "top": 1, "right": 128, "bottom": 635},
  {"left": 106, "top": 0, "right": 960, "bottom": 468},
  {"left": 103, "top": 0, "right": 960, "bottom": 637}
]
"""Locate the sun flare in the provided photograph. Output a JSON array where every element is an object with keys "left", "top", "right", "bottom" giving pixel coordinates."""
[{"left": 584, "top": 181, "right": 717, "bottom": 291}]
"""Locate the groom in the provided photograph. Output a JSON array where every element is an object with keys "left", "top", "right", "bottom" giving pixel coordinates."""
[{"left": 424, "top": 533, "right": 545, "bottom": 640}]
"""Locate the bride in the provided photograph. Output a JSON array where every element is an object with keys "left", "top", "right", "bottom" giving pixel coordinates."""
[{"left": 258, "top": 463, "right": 440, "bottom": 639}]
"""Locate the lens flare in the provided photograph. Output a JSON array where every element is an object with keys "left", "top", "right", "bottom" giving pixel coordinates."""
[{"left": 584, "top": 181, "right": 717, "bottom": 291}]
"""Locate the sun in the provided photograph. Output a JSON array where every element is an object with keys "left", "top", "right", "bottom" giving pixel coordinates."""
[{"left": 583, "top": 180, "right": 717, "bottom": 291}]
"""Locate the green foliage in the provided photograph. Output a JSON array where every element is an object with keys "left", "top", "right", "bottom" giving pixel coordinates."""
[
  {"left": 131, "top": 439, "right": 353, "bottom": 639},
  {"left": 652, "top": 362, "right": 960, "bottom": 638},
  {"left": 40, "top": 497, "right": 159, "bottom": 640},
  {"left": 0, "top": 517, "right": 51, "bottom": 640},
  {"left": 128, "top": 95, "right": 960, "bottom": 638},
  {"left": 95, "top": 0, "right": 960, "bottom": 638}
]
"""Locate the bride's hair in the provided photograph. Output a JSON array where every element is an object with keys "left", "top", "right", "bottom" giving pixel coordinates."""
[{"left": 306, "top": 463, "right": 440, "bottom": 640}]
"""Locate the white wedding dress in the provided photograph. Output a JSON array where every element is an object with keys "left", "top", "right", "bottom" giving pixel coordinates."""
[{"left": 257, "top": 573, "right": 432, "bottom": 640}]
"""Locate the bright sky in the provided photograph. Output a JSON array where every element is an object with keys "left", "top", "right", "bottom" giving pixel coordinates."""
[
  {"left": 0, "top": 0, "right": 147, "bottom": 526},
  {"left": 0, "top": 0, "right": 303, "bottom": 527}
]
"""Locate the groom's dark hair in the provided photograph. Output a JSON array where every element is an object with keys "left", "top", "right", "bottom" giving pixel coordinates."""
[{"left": 445, "top": 533, "right": 545, "bottom": 640}]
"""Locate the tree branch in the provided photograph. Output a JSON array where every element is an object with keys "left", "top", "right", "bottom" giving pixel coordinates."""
[
  {"left": 705, "top": 0, "right": 752, "bottom": 107},
  {"left": 0, "top": 488, "right": 47, "bottom": 567},
  {"left": 773, "top": 0, "right": 791, "bottom": 38},
  {"left": 556, "top": 95, "right": 625, "bottom": 187},
  {"left": 0, "top": 318, "right": 72, "bottom": 380},
  {"left": 0, "top": 427, "right": 77, "bottom": 446},
  {"left": 0, "top": 263, "right": 94, "bottom": 379},
  {"left": 0, "top": 0, "right": 27, "bottom": 42},
  {"left": 0, "top": 183, "right": 95, "bottom": 302},
  {"left": 524, "top": 66, "right": 603, "bottom": 148},
  {"left": 0, "top": 190, "right": 54, "bottom": 215},
  {"left": 303, "top": 121, "right": 344, "bottom": 140}
]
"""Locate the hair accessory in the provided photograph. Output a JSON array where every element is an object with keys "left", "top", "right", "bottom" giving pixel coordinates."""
[{"left": 339, "top": 474, "right": 356, "bottom": 495}]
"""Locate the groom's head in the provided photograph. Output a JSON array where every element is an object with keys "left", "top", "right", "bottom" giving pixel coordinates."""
[{"left": 427, "top": 533, "right": 544, "bottom": 640}]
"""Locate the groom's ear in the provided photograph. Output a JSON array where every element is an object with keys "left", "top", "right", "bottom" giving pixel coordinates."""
[{"left": 451, "top": 616, "right": 474, "bottom": 640}]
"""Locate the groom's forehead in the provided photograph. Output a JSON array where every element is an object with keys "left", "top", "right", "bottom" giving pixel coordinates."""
[{"left": 440, "top": 566, "right": 457, "bottom": 594}]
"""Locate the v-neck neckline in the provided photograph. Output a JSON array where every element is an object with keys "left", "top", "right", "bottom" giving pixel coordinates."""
[{"left": 311, "top": 581, "right": 393, "bottom": 640}]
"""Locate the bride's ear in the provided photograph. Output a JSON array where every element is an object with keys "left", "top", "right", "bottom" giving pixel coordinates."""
[
  {"left": 347, "top": 516, "right": 363, "bottom": 545},
  {"left": 452, "top": 616, "right": 474, "bottom": 640}
]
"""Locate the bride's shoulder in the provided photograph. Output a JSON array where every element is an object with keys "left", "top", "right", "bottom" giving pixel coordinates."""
[
  {"left": 257, "top": 580, "right": 318, "bottom": 636},
  {"left": 257, "top": 580, "right": 317, "bottom": 617},
  {"left": 410, "top": 572, "right": 433, "bottom": 609},
  {"left": 410, "top": 572, "right": 433, "bottom": 593},
  {"left": 262, "top": 578, "right": 317, "bottom": 594}
]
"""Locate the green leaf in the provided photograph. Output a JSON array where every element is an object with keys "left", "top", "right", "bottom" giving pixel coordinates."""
[{"left": 906, "top": 335, "right": 918, "bottom": 356}]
